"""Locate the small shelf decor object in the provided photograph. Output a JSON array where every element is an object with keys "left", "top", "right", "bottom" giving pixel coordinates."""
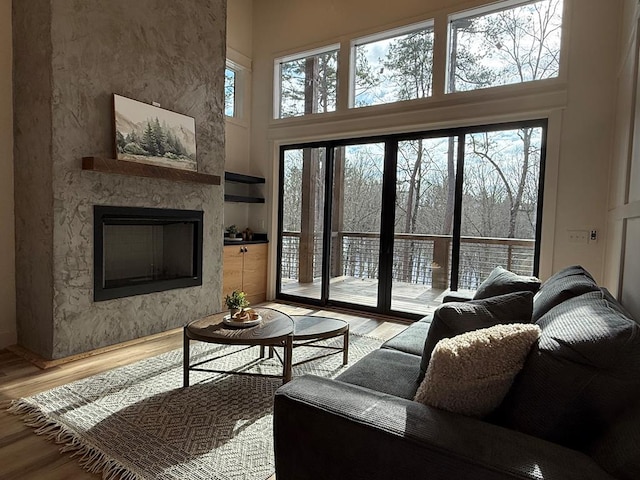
[
  {"left": 113, "top": 94, "right": 197, "bottom": 172},
  {"left": 224, "top": 290, "right": 250, "bottom": 318},
  {"left": 226, "top": 224, "right": 239, "bottom": 238}
]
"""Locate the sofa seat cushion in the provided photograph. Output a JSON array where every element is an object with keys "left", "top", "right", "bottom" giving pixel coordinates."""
[
  {"left": 473, "top": 266, "right": 541, "bottom": 300},
  {"left": 590, "top": 403, "right": 640, "bottom": 480},
  {"left": 420, "top": 291, "right": 534, "bottom": 377},
  {"left": 414, "top": 323, "right": 541, "bottom": 418},
  {"left": 381, "top": 316, "right": 431, "bottom": 356},
  {"left": 336, "top": 348, "right": 422, "bottom": 400},
  {"left": 496, "top": 290, "right": 640, "bottom": 451},
  {"left": 532, "top": 265, "right": 599, "bottom": 321}
]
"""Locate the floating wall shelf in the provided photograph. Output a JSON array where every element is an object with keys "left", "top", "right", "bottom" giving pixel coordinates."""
[
  {"left": 224, "top": 171, "right": 265, "bottom": 184},
  {"left": 224, "top": 170, "right": 265, "bottom": 203},
  {"left": 224, "top": 194, "right": 266, "bottom": 203},
  {"left": 82, "top": 157, "right": 221, "bottom": 185}
]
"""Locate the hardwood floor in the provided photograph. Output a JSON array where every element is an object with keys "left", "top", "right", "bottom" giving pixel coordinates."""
[{"left": 0, "top": 302, "right": 409, "bottom": 480}]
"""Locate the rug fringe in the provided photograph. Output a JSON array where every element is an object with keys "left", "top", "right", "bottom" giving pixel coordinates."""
[{"left": 8, "top": 399, "right": 142, "bottom": 480}]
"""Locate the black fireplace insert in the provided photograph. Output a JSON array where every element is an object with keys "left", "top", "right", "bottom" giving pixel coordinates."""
[{"left": 94, "top": 205, "right": 203, "bottom": 301}]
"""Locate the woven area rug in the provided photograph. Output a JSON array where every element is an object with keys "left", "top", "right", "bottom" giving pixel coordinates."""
[{"left": 9, "top": 330, "right": 382, "bottom": 480}]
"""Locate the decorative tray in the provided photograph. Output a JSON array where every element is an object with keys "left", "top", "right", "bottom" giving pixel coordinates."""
[{"left": 223, "top": 314, "right": 262, "bottom": 328}]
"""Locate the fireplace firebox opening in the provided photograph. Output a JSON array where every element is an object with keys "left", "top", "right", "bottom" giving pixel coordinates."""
[{"left": 94, "top": 205, "right": 204, "bottom": 301}]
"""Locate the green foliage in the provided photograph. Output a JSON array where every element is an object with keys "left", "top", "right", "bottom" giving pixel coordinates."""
[
  {"left": 225, "top": 290, "right": 249, "bottom": 310},
  {"left": 279, "top": 50, "right": 338, "bottom": 118}
]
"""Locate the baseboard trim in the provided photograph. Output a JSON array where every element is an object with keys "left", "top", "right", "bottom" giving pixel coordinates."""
[
  {"left": 0, "top": 330, "right": 17, "bottom": 351},
  {"left": 6, "top": 327, "right": 183, "bottom": 370}
]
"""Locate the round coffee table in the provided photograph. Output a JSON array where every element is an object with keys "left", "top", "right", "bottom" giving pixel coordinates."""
[
  {"left": 291, "top": 316, "right": 349, "bottom": 366},
  {"left": 183, "top": 307, "right": 294, "bottom": 387}
]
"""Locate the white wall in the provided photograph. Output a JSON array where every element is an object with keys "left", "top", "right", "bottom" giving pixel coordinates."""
[
  {"left": 250, "top": 0, "right": 622, "bottom": 292},
  {"left": 604, "top": 0, "right": 640, "bottom": 300},
  {"left": 0, "top": 0, "right": 16, "bottom": 349},
  {"left": 225, "top": 0, "right": 265, "bottom": 234}
]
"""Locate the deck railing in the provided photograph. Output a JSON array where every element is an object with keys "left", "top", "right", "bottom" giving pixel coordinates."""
[{"left": 281, "top": 231, "right": 535, "bottom": 290}]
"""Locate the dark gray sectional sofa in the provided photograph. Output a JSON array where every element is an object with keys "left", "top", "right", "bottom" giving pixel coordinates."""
[{"left": 273, "top": 266, "right": 640, "bottom": 480}]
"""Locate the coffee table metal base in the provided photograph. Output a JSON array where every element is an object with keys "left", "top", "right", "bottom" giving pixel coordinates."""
[
  {"left": 183, "top": 308, "right": 294, "bottom": 387},
  {"left": 270, "top": 316, "right": 349, "bottom": 368}
]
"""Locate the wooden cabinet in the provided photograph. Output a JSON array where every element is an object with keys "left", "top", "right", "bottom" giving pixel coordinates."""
[{"left": 222, "top": 243, "right": 268, "bottom": 305}]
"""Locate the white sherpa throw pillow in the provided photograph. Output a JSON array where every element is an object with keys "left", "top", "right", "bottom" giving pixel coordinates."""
[{"left": 414, "top": 323, "right": 541, "bottom": 417}]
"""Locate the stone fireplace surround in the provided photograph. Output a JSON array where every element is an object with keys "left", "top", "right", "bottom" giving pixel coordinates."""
[{"left": 13, "top": 0, "right": 227, "bottom": 361}]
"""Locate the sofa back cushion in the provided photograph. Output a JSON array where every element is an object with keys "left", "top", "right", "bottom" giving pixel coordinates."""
[
  {"left": 420, "top": 291, "right": 534, "bottom": 377},
  {"left": 532, "top": 265, "right": 599, "bottom": 321},
  {"left": 473, "top": 266, "right": 541, "bottom": 300},
  {"left": 495, "top": 290, "right": 640, "bottom": 451}
]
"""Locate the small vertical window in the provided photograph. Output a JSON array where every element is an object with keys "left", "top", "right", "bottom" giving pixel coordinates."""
[
  {"left": 448, "top": 0, "right": 564, "bottom": 93},
  {"left": 275, "top": 45, "right": 339, "bottom": 119},
  {"left": 224, "top": 67, "right": 237, "bottom": 117},
  {"left": 351, "top": 21, "right": 435, "bottom": 108}
]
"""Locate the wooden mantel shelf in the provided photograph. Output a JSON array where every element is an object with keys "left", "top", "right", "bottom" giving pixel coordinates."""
[{"left": 82, "top": 157, "right": 221, "bottom": 185}]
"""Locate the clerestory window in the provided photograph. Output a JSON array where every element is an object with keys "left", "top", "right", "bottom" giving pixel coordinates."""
[
  {"left": 447, "top": 0, "right": 564, "bottom": 93},
  {"left": 272, "top": 0, "right": 564, "bottom": 118},
  {"left": 274, "top": 45, "right": 339, "bottom": 119},
  {"left": 350, "top": 20, "right": 435, "bottom": 108}
]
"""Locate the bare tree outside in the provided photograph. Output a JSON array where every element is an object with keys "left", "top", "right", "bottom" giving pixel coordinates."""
[{"left": 449, "top": 0, "right": 563, "bottom": 92}]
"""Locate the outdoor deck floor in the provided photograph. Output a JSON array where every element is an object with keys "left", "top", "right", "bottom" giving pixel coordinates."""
[{"left": 281, "top": 276, "right": 453, "bottom": 316}]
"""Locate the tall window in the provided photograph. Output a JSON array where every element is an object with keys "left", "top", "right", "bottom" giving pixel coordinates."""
[
  {"left": 224, "top": 67, "right": 237, "bottom": 117},
  {"left": 351, "top": 21, "right": 434, "bottom": 108},
  {"left": 448, "top": 0, "right": 564, "bottom": 93},
  {"left": 275, "top": 45, "right": 339, "bottom": 119}
]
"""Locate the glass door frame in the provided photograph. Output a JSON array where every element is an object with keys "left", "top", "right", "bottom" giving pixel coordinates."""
[{"left": 276, "top": 118, "right": 548, "bottom": 320}]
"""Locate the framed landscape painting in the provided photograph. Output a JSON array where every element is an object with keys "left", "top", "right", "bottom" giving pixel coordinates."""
[{"left": 113, "top": 94, "right": 197, "bottom": 171}]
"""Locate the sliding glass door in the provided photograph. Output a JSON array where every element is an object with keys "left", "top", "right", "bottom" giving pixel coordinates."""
[
  {"left": 277, "top": 120, "right": 546, "bottom": 319},
  {"left": 328, "top": 143, "right": 385, "bottom": 308},
  {"left": 279, "top": 147, "right": 326, "bottom": 300},
  {"left": 391, "top": 137, "right": 457, "bottom": 314},
  {"left": 457, "top": 127, "right": 544, "bottom": 292}
]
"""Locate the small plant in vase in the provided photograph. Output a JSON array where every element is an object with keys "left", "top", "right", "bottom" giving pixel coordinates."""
[
  {"left": 226, "top": 225, "right": 239, "bottom": 239},
  {"left": 225, "top": 290, "right": 249, "bottom": 318}
]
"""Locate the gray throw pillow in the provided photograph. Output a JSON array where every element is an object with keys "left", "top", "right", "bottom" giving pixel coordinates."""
[
  {"left": 419, "top": 291, "right": 534, "bottom": 377},
  {"left": 531, "top": 265, "right": 599, "bottom": 321},
  {"left": 473, "top": 266, "right": 541, "bottom": 300}
]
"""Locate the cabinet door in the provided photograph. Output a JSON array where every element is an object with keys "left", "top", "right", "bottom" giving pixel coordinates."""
[
  {"left": 242, "top": 243, "right": 268, "bottom": 305},
  {"left": 222, "top": 246, "right": 244, "bottom": 299}
]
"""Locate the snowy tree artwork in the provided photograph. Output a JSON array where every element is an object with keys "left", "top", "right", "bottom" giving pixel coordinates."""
[{"left": 113, "top": 94, "right": 197, "bottom": 171}]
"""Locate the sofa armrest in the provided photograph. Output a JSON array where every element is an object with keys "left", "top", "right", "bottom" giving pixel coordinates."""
[
  {"left": 442, "top": 290, "right": 474, "bottom": 303},
  {"left": 274, "top": 375, "right": 614, "bottom": 480}
]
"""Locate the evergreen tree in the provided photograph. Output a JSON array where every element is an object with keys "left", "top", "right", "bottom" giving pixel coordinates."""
[
  {"left": 141, "top": 122, "right": 157, "bottom": 156},
  {"left": 115, "top": 130, "right": 126, "bottom": 153}
]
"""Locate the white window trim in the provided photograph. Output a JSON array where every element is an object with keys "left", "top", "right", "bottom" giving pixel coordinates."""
[
  {"left": 449, "top": 0, "right": 546, "bottom": 22},
  {"left": 273, "top": 43, "right": 340, "bottom": 119},
  {"left": 225, "top": 48, "right": 251, "bottom": 127}
]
